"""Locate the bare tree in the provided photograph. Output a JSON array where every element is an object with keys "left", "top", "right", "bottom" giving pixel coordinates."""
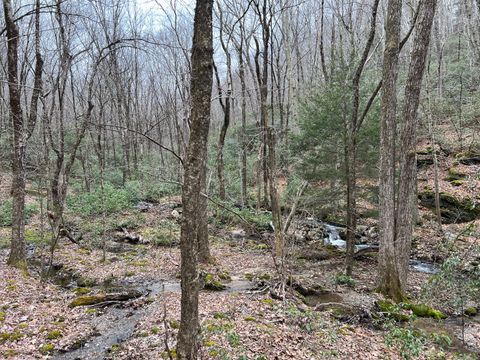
[
  {"left": 177, "top": 0, "right": 214, "bottom": 358},
  {"left": 4, "top": 0, "right": 43, "bottom": 268},
  {"left": 377, "top": 0, "right": 403, "bottom": 301}
]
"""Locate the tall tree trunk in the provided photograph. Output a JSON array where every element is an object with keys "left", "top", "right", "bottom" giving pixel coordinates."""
[
  {"left": 345, "top": 0, "right": 380, "bottom": 276},
  {"left": 238, "top": 42, "right": 248, "bottom": 206},
  {"left": 4, "top": 0, "right": 27, "bottom": 268},
  {"left": 396, "top": 0, "right": 437, "bottom": 288},
  {"left": 177, "top": 0, "right": 213, "bottom": 358},
  {"left": 377, "top": 0, "right": 403, "bottom": 302}
]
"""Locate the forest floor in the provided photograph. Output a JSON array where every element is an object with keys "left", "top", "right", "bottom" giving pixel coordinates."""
[
  {"left": 1, "top": 134, "right": 480, "bottom": 359},
  {"left": 1, "top": 191, "right": 480, "bottom": 360}
]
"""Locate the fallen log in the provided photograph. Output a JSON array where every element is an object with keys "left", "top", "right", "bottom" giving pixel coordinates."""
[{"left": 69, "top": 290, "right": 143, "bottom": 307}]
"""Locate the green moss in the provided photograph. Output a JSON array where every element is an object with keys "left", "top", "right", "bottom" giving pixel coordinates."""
[
  {"left": 151, "top": 326, "right": 160, "bottom": 335},
  {"left": 418, "top": 190, "right": 480, "bottom": 223},
  {"left": 259, "top": 272, "right": 271, "bottom": 281},
  {"left": 0, "top": 311, "right": 5, "bottom": 322},
  {"left": 110, "top": 344, "right": 121, "bottom": 352},
  {"left": 0, "top": 331, "right": 23, "bottom": 343},
  {"left": 131, "top": 260, "right": 148, "bottom": 267},
  {"left": 403, "top": 303, "right": 447, "bottom": 320},
  {"left": 255, "top": 244, "right": 270, "bottom": 250},
  {"left": 446, "top": 168, "right": 467, "bottom": 182},
  {"left": 69, "top": 295, "right": 103, "bottom": 307},
  {"left": 377, "top": 300, "right": 411, "bottom": 322},
  {"left": 74, "top": 287, "right": 91, "bottom": 296},
  {"left": 465, "top": 307, "right": 478, "bottom": 316},
  {"left": 39, "top": 343, "right": 55, "bottom": 355},
  {"left": 213, "top": 312, "right": 229, "bottom": 320},
  {"left": 203, "top": 273, "right": 227, "bottom": 291},
  {"left": 450, "top": 179, "right": 465, "bottom": 186},
  {"left": 244, "top": 315, "right": 256, "bottom": 322},
  {"left": 169, "top": 320, "right": 180, "bottom": 329},
  {"left": 85, "top": 308, "right": 98, "bottom": 314},
  {"left": 218, "top": 271, "right": 232, "bottom": 282},
  {"left": 47, "top": 330, "right": 62, "bottom": 340},
  {"left": 76, "top": 277, "right": 97, "bottom": 287},
  {"left": 125, "top": 271, "right": 136, "bottom": 277},
  {"left": 203, "top": 339, "right": 217, "bottom": 347},
  {"left": 244, "top": 273, "right": 254, "bottom": 281},
  {"left": 3, "top": 349, "right": 17, "bottom": 358},
  {"left": 261, "top": 298, "right": 274, "bottom": 306}
]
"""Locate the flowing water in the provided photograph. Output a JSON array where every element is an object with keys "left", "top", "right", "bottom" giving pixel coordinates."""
[
  {"left": 53, "top": 277, "right": 254, "bottom": 360},
  {"left": 323, "top": 223, "right": 439, "bottom": 274}
]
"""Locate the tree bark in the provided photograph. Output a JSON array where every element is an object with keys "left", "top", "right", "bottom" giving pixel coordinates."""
[
  {"left": 177, "top": 0, "right": 213, "bottom": 358},
  {"left": 377, "top": 0, "right": 403, "bottom": 302},
  {"left": 396, "top": 0, "right": 437, "bottom": 287},
  {"left": 4, "top": 0, "right": 27, "bottom": 268}
]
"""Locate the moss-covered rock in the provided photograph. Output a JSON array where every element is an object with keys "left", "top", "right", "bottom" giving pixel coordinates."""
[
  {"left": 456, "top": 151, "right": 480, "bottom": 165},
  {"left": 464, "top": 307, "right": 478, "bottom": 316},
  {"left": 450, "top": 179, "right": 465, "bottom": 187},
  {"left": 376, "top": 300, "right": 411, "bottom": 322},
  {"left": 402, "top": 303, "right": 447, "bottom": 320},
  {"left": 203, "top": 273, "right": 227, "bottom": 291},
  {"left": 418, "top": 190, "right": 480, "bottom": 223},
  {"left": 69, "top": 290, "right": 143, "bottom": 307},
  {"left": 446, "top": 168, "right": 467, "bottom": 182}
]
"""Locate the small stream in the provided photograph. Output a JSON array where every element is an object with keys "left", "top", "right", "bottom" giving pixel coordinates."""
[
  {"left": 53, "top": 277, "right": 254, "bottom": 360},
  {"left": 323, "top": 223, "right": 439, "bottom": 274}
]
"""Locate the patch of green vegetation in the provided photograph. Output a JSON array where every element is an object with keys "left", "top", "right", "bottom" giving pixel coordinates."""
[
  {"left": 203, "top": 339, "right": 217, "bottom": 347},
  {"left": 169, "top": 320, "right": 180, "bottom": 329},
  {"left": 85, "top": 308, "right": 98, "bottom": 314},
  {"left": 402, "top": 303, "right": 447, "bottom": 320},
  {"left": 446, "top": 168, "right": 467, "bottom": 182},
  {"left": 0, "top": 311, "right": 5, "bottom": 322},
  {"left": 451, "top": 179, "right": 465, "bottom": 186},
  {"left": 244, "top": 272, "right": 254, "bottom": 281},
  {"left": 227, "top": 331, "right": 240, "bottom": 347},
  {"left": 261, "top": 298, "right": 275, "bottom": 306},
  {"left": 203, "top": 273, "right": 227, "bottom": 291},
  {"left": 141, "top": 225, "right": 178, "bottom": 247},
  {"left": 430, "top": 332, "right": 452, "bottom": 348},
  {"left": 74, "top": 287, "right": 92, "bottom": 296},
  {"left": 377, "top": 300, "right": 411, "bottom": 322},
  {"left": 110, "top": 344, "right": 121, "bottom": 353},
  {"left": 254, "top": 243, "right": 270, "bottom": 250},
  {"left": 39, "top": 343, "right": 55, "bottom": 355},
  {"left": 213, "top": 312, "right": 229, "bottom": 320},
  {"left": 204, "top": 321, "right": 234, "bottom": 333},
  {"left": 25, "top": 229, "right": 47, "bottom": 245},
  {"left": 47, "top": 330, "right": 63, "bottom": 340},
  {"left": 335, "top": 272, "right": 355, "bottom": 288},
  {"left": 2, "top": 349, "right": 18, "bottom": 358},
  {"left": 258, "top": 272, "right": 271, "bottom": 281},
  {"left": 218, "top": 271, "right": 232, "bottom": 282},
  {"left": 418, "top": 190, "right": 480, "bottom": 223},
  {"left": 77, "top": 277, "right": 97, "bottom": 287},
  {"left": 69, "top": 295, "right": 102, "bottom": 307},
  {"left": 244, "top": 315, "right": 256, "bottom": 322},
  {"left": 131, "top": 260, "right": 148, "bottom": 267},
  {"left": 465, "top": 307, "right": 478, "bottom": 316},
  {"left": 161, "top": 348, "right": 177, "bottom": 359},
  {"left": 125, "top": 271, "right": 136, "bottom": 277},
  {"left": 0, "top": 199, "right": 38, "bottom": 227},
  {"left": 384, "top": 326, "right": 427, "bottom": 360},
  {"left": 0, "top": 331, "right": 23, "bottom": 343},
  {"left": 151, "top": 326, "right": 160, "bottom": 335}
]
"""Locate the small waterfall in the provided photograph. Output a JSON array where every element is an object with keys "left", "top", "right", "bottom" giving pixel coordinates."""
[{"left": 323, "top": 224, "right": 346, "bottom": 248}]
